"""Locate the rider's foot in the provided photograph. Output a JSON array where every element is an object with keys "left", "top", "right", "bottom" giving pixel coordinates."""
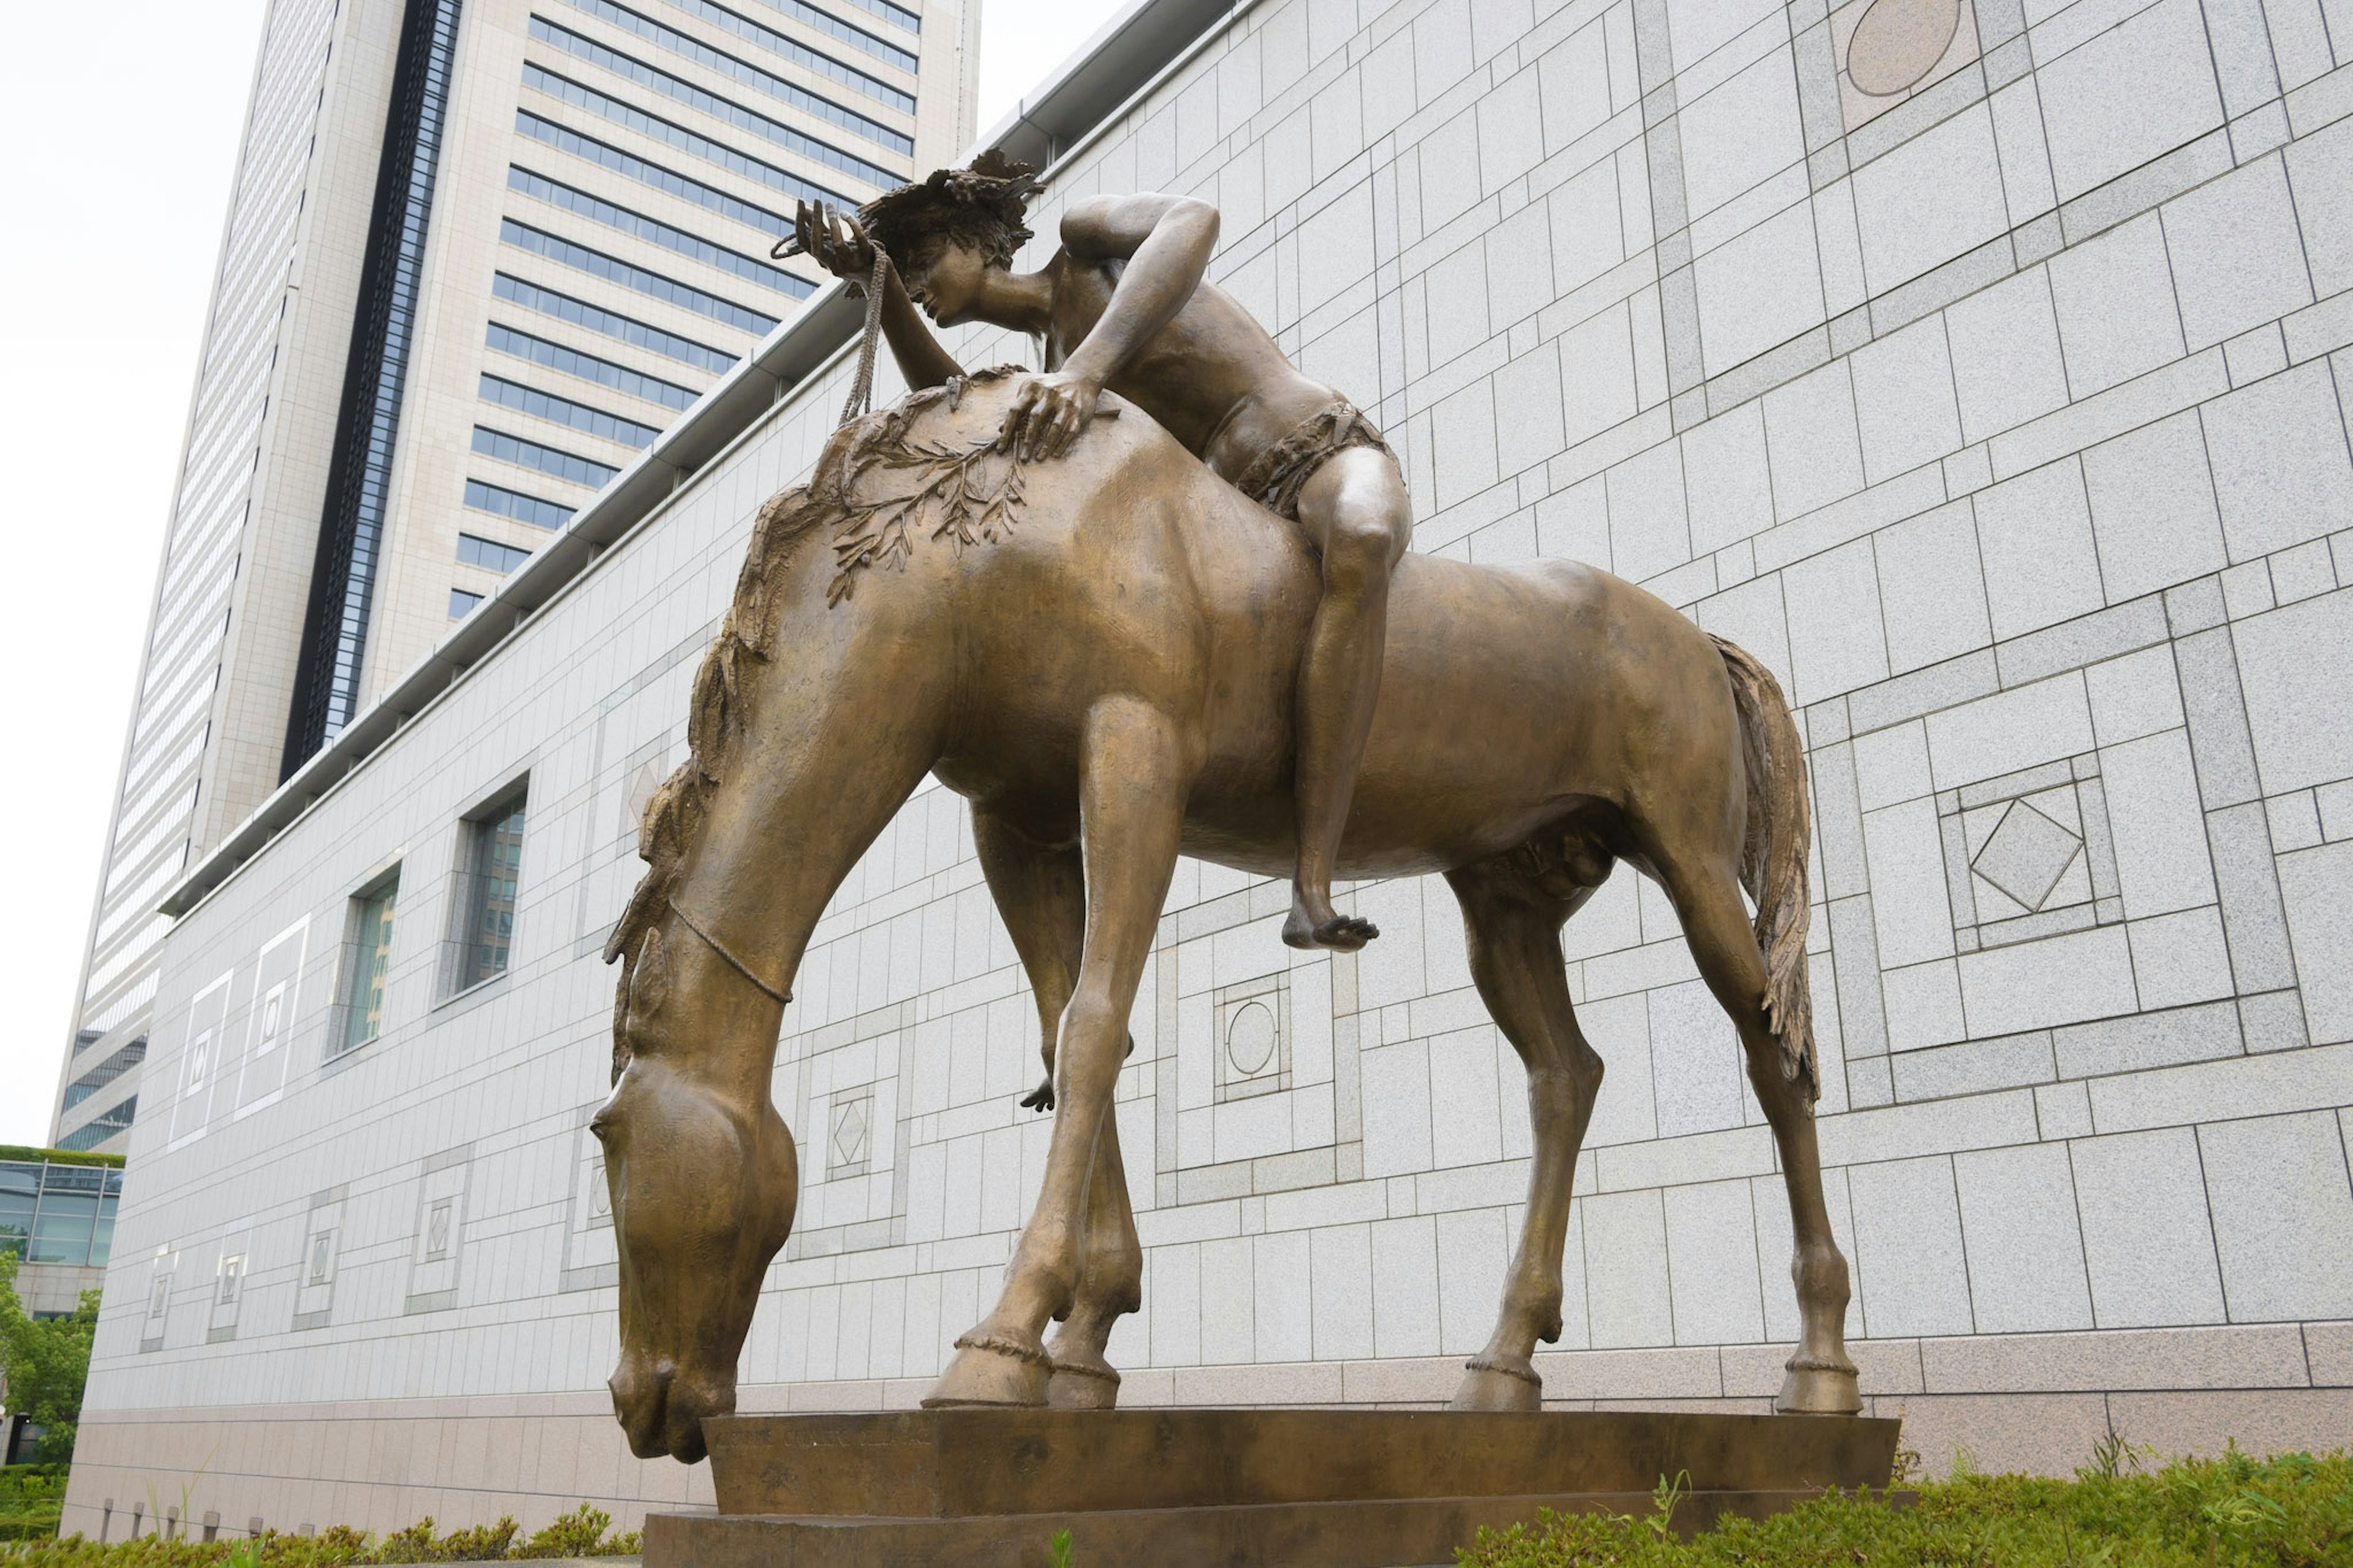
[{"left": 1283, "top": 892, "right": 1378, "bottom": 951}]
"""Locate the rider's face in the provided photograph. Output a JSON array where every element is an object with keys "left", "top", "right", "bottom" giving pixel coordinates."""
[{"left": 904, "top": 240, "right": 990, "bottom": 327}]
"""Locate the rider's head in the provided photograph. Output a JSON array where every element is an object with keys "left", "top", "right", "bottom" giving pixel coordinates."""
[{"left": 860, "top": 150, "right": 1038, "bottom": 327}]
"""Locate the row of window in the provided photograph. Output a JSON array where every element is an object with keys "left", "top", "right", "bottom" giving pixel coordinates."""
[
  {"left": 516, "top": 113, "right": 807, "bottom": 256},
  {"left": 0, "top": 1159, "right": 123, "bottom": 1267},
  {"left": 58, "top": 1099, "right": 135, "bottom": 1154},
  {"left": 336, "top": 789, "right": 531, "bottom": 1055},
  {"left": 507, "top": 167, "right": 814, "bottom": 299},
  {"left": 521, "top": 63, "right": 874, "bottom": 238},
  {"left": 62, "top": 1036, "right": 148, "bottom": 1110},
  {"left": 500, "top": 219, "right": 779, "bottom": 336},
  {"left": 574, "top": 0, "right": 912, "bottom": 111},
  {"left": 464, "top": 475, "right": 577, "bottom": 531},
  {"left": 733, "top": 0, "right": 915, "bottom": 72},
  {"left": 449, "top": 588, "right": 485, "bottom": 621},
  {"left": 493, "top": 273, "right": 737, "bottom": 376},
  {"left": 487, "top": 320, "right": 696, "bottom": 411},
  {"left": 539, "top": 8, "right": 907, "bottom": 157},
  {"left": 457, "top": 532, "right": 534, "bottom": 574},
  {"left": 562, "top": 0, "right": 911, "bottom": 113},
  {"left": 472, "top": 424, "right": 620, "bottom": 488},
  {"left": 480, "top": 370, "right": 661, "bottom": 448},
  {"left": 839, "top": 0, "right": 919, "bottom": 34}
]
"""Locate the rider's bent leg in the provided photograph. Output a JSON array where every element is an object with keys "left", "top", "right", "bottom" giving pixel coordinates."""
[{"left": 1283, "top": 447, "right": 1412, "bottom": 952}]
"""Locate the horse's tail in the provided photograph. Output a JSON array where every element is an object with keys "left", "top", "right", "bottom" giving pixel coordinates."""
[{"left": 1709, "top": 635, "right": 1817, "bottom": 1100}]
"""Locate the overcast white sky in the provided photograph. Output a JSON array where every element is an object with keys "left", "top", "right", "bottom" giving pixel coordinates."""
[{"left": 0, "top": 0, "right": 1129, "bottom": 1146}]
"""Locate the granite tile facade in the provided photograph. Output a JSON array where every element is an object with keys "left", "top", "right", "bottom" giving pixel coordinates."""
[{"left": 67, "top": 0, "right": 2353, "bottom": 1536}]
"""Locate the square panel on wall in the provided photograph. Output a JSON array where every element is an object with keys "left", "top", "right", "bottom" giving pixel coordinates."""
[
  {"left": 292, "top": 1186, "right": 346, "bottom": 1330},
  {"left": 404, "top": 1146, "right": 472, "bottom": 1314},
  {"left": 561, "top": 1107, "right": 618, "bottom": 1292}
]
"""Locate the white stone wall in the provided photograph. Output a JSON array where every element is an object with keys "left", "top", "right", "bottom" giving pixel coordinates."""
[{"left": 70, "top": 0, "right": 2353, "bottom": 1535}]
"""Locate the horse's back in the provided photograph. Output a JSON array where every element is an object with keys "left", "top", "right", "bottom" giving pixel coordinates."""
[{"left": 884, "top": 373, "right": 1737, "bottom": 872}]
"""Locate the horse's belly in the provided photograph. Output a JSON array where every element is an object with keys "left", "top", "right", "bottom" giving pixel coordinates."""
[{"left": 1181, "top": 555, "right": 1637, "bottom": 877}]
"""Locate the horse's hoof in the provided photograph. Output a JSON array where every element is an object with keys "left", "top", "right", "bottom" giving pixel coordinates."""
[
  {"left": 1775, "top": 1355, "right": 1862, "bottom": 1414},
  {"left": 922, "top": 1331, "right": 1052, "bottom": 1407},
  {"left": 1450, "top": 1355, "right": 1543, "bottom": 1412},
  {"left": 1045, "top": 1352, "right": 1121, "bottom": 1409},
  {"left": 1282, "top": 906, "right": 1380, "bottom": 952}
]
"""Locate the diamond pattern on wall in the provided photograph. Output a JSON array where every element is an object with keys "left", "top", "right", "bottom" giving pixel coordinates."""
[
  {"left": 830, "top": 1094, "right": 870, "bottom": 1172},
  {"left": 1971, "top": 800, "right": 2084, "bottom": 911}
]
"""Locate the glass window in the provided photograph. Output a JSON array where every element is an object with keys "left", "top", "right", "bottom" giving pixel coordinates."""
[
  {"left": 59, "top": 1097, "right": 135, "bottom": 1152},
  {"left": 501, "top": 221, "right": 779, "bottom": 336},
  {"left": 491, "top": 274, "right": 737, "bottom": 376},
  {"left": 479, "top": 372, "right": 659, "bottom": 449},
  {"left": 464, "top": 477, "right": 575, "bottom": 531},
  {"left": 449, "top": 588, "right": 485, "bottom": 620},
  {"left": 343, "top": 876, "right": 399, "bottom": 1053},
  {"left": 514, "top": 112, "right": 817, "bottom": 251},
  {"left": 459, "top": 795, "right": 528, "bottom": 990},
  {"left": 550, "top": 0, "right": 913, "bottom": 113},
  {"left": 506, "top": 169, "right": 813, "bottom": 300},
  {"left": 0, "top": 1164, "right": 34, "bottom": 1260},
  {"left": 485, "top": 322, "right": 697, "bottom": 411},
  {"left": 457, "top": 533, "right": 533, "bottom": 573},
  {"left": 470, "top": 425, "right": 619, "bottom": 488},
  {"left": 30, "top": 1194, "right": 97, "bottom": 1265},
  {"left": 63, "top": 1036, "right": 148, "bottom": 1109}
]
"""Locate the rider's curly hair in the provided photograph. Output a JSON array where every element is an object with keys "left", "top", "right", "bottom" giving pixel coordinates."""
[{"left": 858, "top": 150, "right": 1042, "bottom": 270}]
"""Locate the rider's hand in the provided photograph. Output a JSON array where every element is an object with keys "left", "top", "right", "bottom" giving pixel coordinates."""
[
  {"left": 998, "top": 371, "right": 1103, "bottom": 461},
  {"left": 789, "top": 201, "right": 878, "bottom": 288}
]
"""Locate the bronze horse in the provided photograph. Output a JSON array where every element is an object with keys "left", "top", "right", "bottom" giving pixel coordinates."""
[{"left": 594, "top": 369, "right": 1860, "bottom": 1462}]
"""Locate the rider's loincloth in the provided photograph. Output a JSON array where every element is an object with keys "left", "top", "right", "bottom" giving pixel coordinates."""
[{"left": 1229, "top": 400, "right": 1394, "bottom": 521}]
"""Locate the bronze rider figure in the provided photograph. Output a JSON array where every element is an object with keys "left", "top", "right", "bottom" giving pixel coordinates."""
[{"left": 789, "top": 153, "right": 1411, "bottom": 953}]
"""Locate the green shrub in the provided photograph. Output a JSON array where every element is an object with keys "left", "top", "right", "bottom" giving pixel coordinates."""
[
  {"left": 1458, "top": 1447, "right": 2353, "bottom": 1567},
  {"left": 0, "top": 1503, "right": 641, "bottom": 1564},
  {"left": 0, "top": 1253, "right": 100, "bottom": 1464}
]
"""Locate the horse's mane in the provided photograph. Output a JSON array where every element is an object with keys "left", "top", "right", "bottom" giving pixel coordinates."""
[{"left": 602, "top": 367, "right": 1032, "bottom": 1080}]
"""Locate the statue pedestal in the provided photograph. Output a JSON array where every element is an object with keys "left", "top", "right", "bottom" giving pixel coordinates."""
[{"left": 643, "top": 1407, "right": 1900, "bottom": 1566}]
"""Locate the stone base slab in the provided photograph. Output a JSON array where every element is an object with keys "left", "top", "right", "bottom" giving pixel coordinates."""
[
  {"left": 640, "top": 1408, "right": 1899, "bottom": 1567},
  {"left": 58, "top": 1325, "right": 2352, "bottom": 1542}
]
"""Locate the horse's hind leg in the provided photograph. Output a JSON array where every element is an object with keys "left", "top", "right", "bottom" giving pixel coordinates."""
[
  {"left": 971, "top": 808, "right": 1143, "bottom": 1409},
  {"left": 927, "top": 699, "right": 1190, "bottom": 1407},
  {"left": 1657, "top": 850, "right": 1861, "bottom": 1414},
  {"left": 1445, "top": 858, "right": 1604, "bottom": 1412}
]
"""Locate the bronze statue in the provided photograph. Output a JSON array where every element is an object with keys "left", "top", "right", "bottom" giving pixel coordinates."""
[
  {"left": 591, "top": 159, "right": 1861, "bottom": 1463},
  {"left": 794, "top": 153, "right": 1404, "bottom": 953}
]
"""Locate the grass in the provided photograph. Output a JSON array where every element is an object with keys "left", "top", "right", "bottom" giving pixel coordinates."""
[
  {"left": 1458, "top": 1446, "right": 2353, "bottom": 1567},
  {"left": 0, "top": 1471, "right": 66, "bottom": 1545},
  {"left": 0, "top": 1503, "right": 640, "bottom": 1563}
]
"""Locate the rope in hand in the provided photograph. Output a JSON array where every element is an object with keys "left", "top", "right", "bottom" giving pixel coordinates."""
[{"left": 839, "top": 244, "right": 890, "bottom": 428}]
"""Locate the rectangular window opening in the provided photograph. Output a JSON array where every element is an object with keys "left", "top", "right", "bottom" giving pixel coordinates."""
[
  {"left": 339, "top": 873, "right": 400, "bottom": 1055},
  {"left": 447, "top": 789, "right": 529, "bottom": 996}
]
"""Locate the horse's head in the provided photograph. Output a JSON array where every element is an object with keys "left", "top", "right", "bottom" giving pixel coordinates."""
[{"left": 597, "top": 1047, "right": 797, "bottom": 1463}]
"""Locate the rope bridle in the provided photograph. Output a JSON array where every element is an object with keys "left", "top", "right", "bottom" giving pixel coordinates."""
[{"left": 839, "top": 244, "right": 890, "bottom": 428}]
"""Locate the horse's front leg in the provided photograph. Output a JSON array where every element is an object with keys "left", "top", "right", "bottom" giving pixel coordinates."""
[
  {"left": 971, "top": 809, "right": 1145, "bottom": 1407},
  {"left": 1046, "top": 1109, "right": 1142, "bottom": 1407},
  {"left": 927, "top": 699, "right": 1190, "bottom": 1407}
]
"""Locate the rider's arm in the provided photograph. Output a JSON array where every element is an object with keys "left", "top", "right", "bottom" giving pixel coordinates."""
[
  {"left": 792, "top": 202, "right": 964, "bottom": 389},
  {"left": 999, "top": 193, "right": 1219, "bottom": 458},
  {"left": 873, "top": 258, "right": 966, "bottom": 389},
  {"left": 1054, "top": 193, "right": 1221, "bottom": 388}
]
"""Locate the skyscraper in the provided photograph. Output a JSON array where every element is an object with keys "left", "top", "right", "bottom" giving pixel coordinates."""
[{"left": 50, "top": 0, "right": 979, "bottom": 1153}]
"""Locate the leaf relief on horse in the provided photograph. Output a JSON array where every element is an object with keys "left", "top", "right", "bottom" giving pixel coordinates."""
[{"left": 822, "top": 365, "right": 1036, "bottom": 604}]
